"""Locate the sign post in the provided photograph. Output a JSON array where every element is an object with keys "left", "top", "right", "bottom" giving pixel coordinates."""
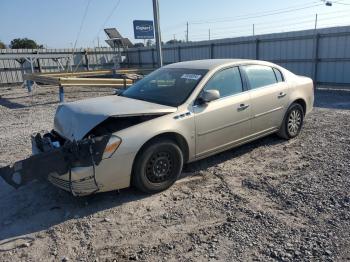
[
  {"left": 132, "top": 1, "right": 163, "bottom": 67},
  {"left": 152, "top": 0, "right": 163, "bottom": 67}
]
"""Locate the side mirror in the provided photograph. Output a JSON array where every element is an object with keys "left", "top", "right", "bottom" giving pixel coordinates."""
[{"left": 198, "top": 89, "right": 220, "bottom": 104}]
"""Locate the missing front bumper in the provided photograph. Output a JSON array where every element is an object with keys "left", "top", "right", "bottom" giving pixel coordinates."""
[{"left": 0, "top": 131, "right": 111, "bottom": 193}]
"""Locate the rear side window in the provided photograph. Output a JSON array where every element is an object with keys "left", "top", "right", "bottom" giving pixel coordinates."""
[
  {"left": 204, "top": 67, "right": 243, "bottom": 98},
  {"left": 243, "top": 65, "right": 277, "bottom": 89},
  {"left": 273, "top": 68, "right": 284, "bottom": 82}
]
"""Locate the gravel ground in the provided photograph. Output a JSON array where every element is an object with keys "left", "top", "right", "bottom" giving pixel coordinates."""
[{"left": 0, "top": 85, "right": 349, "bottom": 261}]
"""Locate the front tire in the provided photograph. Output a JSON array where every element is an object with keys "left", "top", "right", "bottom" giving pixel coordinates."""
[
  {"left": 278, "top": 103, "right": 304, "bottom": 139},
  {"left": 132, "top": 139, "right": 183, "bottom": 193}
]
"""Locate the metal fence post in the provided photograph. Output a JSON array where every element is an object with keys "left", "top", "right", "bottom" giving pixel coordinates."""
[
  {"left": 36, "top": 58, "right": 42, "bottom": 73},
  {"left": 255, "top": 38, "right": 260, "bottom": 60},
  {"left": 126, "top": 48, "right": 130, "bottom": 68},
  {"left": 84, "top": 50, "right": 90, "bottom": 71},
  {"left": 152, "top": 48, "right": 156, "bottom": 68},
  {"left": 210, "top": 43, "right": 215, "bottom": 59},
  {"left": 59, "top": 86, "right": 65, "bottom": 103},
  {"left": 178, "top": 46, "right": 181, "bottom": 62},
  {"left": 138, "top": 49, "right": 142, "bottom": 68},
  {"left": 26, "top": 80, "right": 34, "bottom": 93},
  {"left": 313, "top": 33, "right": 320, "bottom": 83}
]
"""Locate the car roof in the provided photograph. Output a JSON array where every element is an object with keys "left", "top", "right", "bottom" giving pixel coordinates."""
[{"left": 164, "top": 59, "right": 271, "bottom": 70}]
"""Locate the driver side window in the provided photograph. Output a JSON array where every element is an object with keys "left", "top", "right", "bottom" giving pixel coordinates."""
[{"left": 204, "top": 67, "right": 243, "bottom": 98}]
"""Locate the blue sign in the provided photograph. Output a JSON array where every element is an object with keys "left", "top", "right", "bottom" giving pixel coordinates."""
[{"left": 133, "top": 20, "right": 154, "bottom": 39}]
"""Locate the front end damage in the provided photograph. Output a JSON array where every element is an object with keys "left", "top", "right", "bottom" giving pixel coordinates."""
[
  {"left": 0, "top": 94, "right": 177, "bottom": 196},
  {"left": 0, "top": 131, "right": 113, "bottom": 196}
]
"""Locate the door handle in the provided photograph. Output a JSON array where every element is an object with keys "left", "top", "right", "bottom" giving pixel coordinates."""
[
  {"left": 237, "top": 103, "right": 249, "bottom": 111},
  {"left": 278, "top": 92, "right": 287, "bottom": 98}
]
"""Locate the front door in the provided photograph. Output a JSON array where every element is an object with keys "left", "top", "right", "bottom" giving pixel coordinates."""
[{"left": 194, "top": 67, "right": 252, "bottom": 157}]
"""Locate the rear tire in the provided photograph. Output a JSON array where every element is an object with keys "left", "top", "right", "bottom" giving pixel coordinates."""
[
  {"left": 277, "top": 103, "right": 304, "bottom": 139},
  {"left": 132, "top": 139, "right": 183, "bottom": 193}
]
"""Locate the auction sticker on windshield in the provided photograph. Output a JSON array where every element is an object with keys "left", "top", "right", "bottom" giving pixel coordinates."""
[{"left": 181, "top": 74, "right": 202, "bottom": 80}]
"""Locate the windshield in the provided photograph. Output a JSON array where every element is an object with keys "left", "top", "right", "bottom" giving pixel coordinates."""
[{"left": 121, "top": 68, "right": 208, "bottom": 106}]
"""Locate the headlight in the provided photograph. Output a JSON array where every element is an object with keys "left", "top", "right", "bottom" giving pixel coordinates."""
[{"left": 102, "top": 135, "right": 122, "bottom": 159}]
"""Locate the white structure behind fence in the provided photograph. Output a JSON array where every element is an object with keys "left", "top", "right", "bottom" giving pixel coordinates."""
[{"left": 0, "top": 48, "right": 117, "bottom": 84}]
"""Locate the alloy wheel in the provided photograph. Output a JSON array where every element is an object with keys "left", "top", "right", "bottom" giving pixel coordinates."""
[{"left": 287, "top": 109, "right": 302, "bottom": 136}]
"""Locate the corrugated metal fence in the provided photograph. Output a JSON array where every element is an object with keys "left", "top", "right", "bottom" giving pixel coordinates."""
[
  {"left": 125, "top": 26, "right": 350, "bottom": 85},
  {"left": 1, "top": 26, "right": 350, "bottom": 85},
  {"left": 0, "top": 48, "right": 117, "bottom": 84}
]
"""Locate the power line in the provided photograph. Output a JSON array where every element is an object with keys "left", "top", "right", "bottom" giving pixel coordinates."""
[
  {"left": 72, "top": 0, "right": 92, "bottom": 50},
  {"left": 162, "top": 2, "right": 325, "bottom": 40},
  {"left": 162, "top": 1, "right": 320, "bottom": 33},
  {"left": 257, "top": 21, "right": 350, "bottom": 34},
  {"left": 69, "top": 0, "right": 92, "bottom": 72},
  {"left": 93, "top": 0, "right": 122, "bottom": 42},
  {"left": 188, "top": 8, "right": 350, "bottom": 34},
  {"left": 191, "top": 3, "right": 323, "bottom": 25},
  {"left": 162, "top": 2, "right": 314, "bottom": 31},
  {"left": 188, "top": 13, "right": 350, "bottom": 41},
  {"left": 190, "top": 1, "right": 320, "bottom": 24},
  {"left": 170, "top": 7, "right": 350, "bottom": 40},
  {"left": 252, "top": 12, "right": 350, "bottom": 31},
  {"left": 162, "top": 23, "right": 252, "bottom": 38},
  {"left": 333, "top": 1, "right": 350, "bottom": 5}
]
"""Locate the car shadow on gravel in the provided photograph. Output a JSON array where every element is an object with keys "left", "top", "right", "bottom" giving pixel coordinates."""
[
  {"left": 0, "top": 184, "right": 150, "bottom": 242},
  {"left": 0, "top": 97, "right": 27, "bottom": 109},
  {"left": 183, "top": 134, "right": 285, "bottom": 175},
  {"left": 0, "top": 97, "right": 60, "bottom": 109},
  {"left": 0, "top": 134, "right": 285, "bottom": 243}
]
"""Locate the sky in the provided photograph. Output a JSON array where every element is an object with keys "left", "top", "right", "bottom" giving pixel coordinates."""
[{"left": 1, "top": 0, "right": 350, "bottom": 48}]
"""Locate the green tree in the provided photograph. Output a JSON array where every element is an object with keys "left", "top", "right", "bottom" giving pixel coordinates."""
[
  {"left": 10, "top": 38, "right": 43, "bottom": 49},
  {"left": 0, "top": 40, "right": 5, "bottom": 49},
  {"left": 133, "top": 42, "right": 145, "bottom": 48},
  {"left": 146, "top": 40, "right": 154, "bottom": 47},
  {"left": 166, "top": 39, "right": 183, "bottom": 45}
]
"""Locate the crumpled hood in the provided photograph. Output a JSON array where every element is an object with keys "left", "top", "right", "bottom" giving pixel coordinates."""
[{"left": 54, "top": 95, "right": 177, "bottom": 140}]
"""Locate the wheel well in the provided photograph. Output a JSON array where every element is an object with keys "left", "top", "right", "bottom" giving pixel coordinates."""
[
  {"left": 293, "top": 99, "right": 307, "bottom": 115},
  {"left": 135, "top": 132, "right": 190, "bottom": 164},
  {"left": 130, "top": 132, "right": 189, "bottom": 186}
]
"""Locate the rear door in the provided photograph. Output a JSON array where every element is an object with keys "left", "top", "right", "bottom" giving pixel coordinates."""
[
  {"left": 193, "top": 67, "right": 252, "bottom": 157},
  {"left": 241, "top": 65, "right": 289, "bottom": 135}
]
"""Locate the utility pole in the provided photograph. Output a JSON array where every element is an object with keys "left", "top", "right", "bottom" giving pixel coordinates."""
[
  {"left": 173, "top": 34, "right": 176, "bottom": 62},
  {"left": 186, "top": 22, "right": 189, "bottom": 42},
  {"left": 253, "top": 24, "right": 255, "bottom": 36},
  {"left": 314, "top": 13, "right": 318, "bottom": 30},
  {"left": 209, "top": 29, "right": 211, "bottom": 40},
  {"left": 153, "top": 0, "right": 163, "bottom": 67}
]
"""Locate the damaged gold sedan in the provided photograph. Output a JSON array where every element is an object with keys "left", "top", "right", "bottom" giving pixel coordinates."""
[{"left": 0, "top": 59, "right": 314, "bottom": 196}]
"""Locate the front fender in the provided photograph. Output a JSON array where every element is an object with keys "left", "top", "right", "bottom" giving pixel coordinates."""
[{"left": 114, "top": 111, "right": 195, "bottom": 162}]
